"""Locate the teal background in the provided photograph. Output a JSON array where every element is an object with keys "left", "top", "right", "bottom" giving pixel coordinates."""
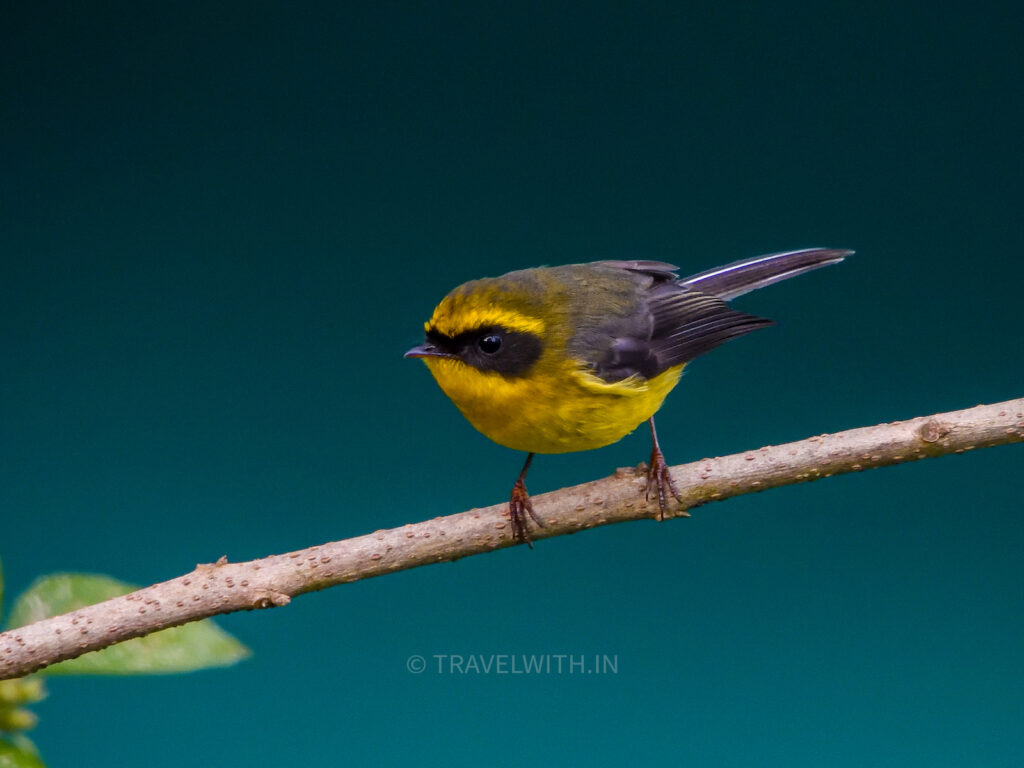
[{"left": 2, "top": 2, "right": 1022, "bottom": 765}]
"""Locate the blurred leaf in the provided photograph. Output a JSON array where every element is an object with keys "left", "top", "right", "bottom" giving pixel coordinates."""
[
  {"left": 5, "top": 574, "right": 249, "bottom": 675},
  {"left": 0, "top": 678, "right": 45, "bottom": 708},
  {"left": 0, "top": 558, "right": 4, "bottom": 624},
  {"left": 0, "top": 736, "right": 45, "bottom": 768},
  {"left": 0, "top": 708, "right": 36, "bottom": 734}
]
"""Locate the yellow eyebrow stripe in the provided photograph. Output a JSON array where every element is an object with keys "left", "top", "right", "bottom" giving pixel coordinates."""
[{"left": 426, "top": 307, "right": 545, "bottom": 337}]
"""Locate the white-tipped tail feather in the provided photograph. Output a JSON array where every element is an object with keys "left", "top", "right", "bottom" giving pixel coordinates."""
[{"left": 682, "top": 248, "right": 852, "bottom": 300}]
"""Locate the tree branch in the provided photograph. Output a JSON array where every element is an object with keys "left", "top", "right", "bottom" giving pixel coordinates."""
[{"left": 2, "top": 397, "right": 1022, "bottom": 680}]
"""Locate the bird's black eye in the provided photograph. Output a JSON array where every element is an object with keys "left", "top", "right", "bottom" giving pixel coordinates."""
[
  {"left": 451, "top": 327, "right": 540, "bottom": 376},
  {"left": 478, "top": 334, "right": 502, "bottom": 354}
]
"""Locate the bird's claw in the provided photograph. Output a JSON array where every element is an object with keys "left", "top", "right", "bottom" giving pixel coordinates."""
[
  {"left": 509, "top": 478, "right": 543, "bottom": 547},
  {"left": 645, "top": 447, "right": 687, "bottom": 521}
]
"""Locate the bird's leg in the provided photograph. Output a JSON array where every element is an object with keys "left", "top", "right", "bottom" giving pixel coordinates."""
[
  {"left": 645, "top": 417, "right": 687, "bottom": 520},
  {"left": 509, "top": 452, "right": 544, "bottom": 547}
]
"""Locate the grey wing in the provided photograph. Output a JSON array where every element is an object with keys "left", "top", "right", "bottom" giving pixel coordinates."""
[
  {"left": 585, "top": 249, "right": 848, "bottom": 382},
  {"left": 595, "top": 260, "right": 680, "bottom": 281},
  {"left": 594, "top": 281, "right": 773, "bottom": 382}
]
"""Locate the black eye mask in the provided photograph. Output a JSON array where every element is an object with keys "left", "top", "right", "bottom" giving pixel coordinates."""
[{"left": 425, "top": 326, "right": 543, "bottom": 377}]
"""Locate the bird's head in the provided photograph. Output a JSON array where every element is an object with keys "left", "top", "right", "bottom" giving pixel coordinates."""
[{"left": 405, "top": 270, "right": 563, "bottom": 381}]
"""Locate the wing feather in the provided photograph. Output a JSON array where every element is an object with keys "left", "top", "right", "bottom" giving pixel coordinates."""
[
  {"left": 575, "top": 249, "right": 846, "bottom": 383},
  {"left": 595, "top": 286, "right": 771, "bottom": 381}
]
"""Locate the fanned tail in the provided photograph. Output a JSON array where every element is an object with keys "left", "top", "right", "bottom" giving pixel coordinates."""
[{"left": 681, "top": 248, "right": 852, "bottom": 300}]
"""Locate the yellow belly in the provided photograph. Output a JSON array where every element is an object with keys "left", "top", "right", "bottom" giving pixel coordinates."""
[{"left": 423, "top": 357, "right": 683, "bottom": 454}]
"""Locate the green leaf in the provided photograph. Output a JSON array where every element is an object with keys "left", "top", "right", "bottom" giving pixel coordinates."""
[
  {"left": 0, "top": 707, "right": 36, "bottom": 734},
  {"left": 0, "top": 736, "right": 45, "bottom": 768},
  {"left": 5, "top": 573, "right": 249, "bottom": 675}
]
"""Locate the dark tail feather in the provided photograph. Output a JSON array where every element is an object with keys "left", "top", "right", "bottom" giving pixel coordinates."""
[{"left": 681, "top": 248, "right": 852, "bottom": 300}]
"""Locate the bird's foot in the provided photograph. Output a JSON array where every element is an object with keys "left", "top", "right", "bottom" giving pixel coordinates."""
[
  {"left": 645, "top": 446, "right": 688, "bottom": 521},
  {"left": 509, "top": 478, "right": 544, "bottom": 547}
]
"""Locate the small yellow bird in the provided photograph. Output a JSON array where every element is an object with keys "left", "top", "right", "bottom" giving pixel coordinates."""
[{"left": 406, "top": 247, "right": 849, "bottom": 545}]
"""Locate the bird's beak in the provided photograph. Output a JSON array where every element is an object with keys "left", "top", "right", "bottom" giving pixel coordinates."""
[{"left": 404, "top": 343, "right": 453, "bottom": 359}]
